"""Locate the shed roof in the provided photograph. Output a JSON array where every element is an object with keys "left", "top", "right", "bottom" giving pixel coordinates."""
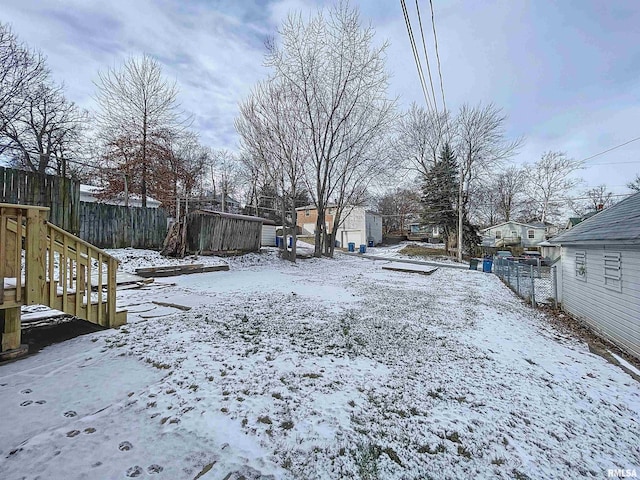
[
  {"left": 552, "top": 192, "right": 640, "bottom": 245},
  {"left": 191, "top": 209, "right": 269, "bottom": 223}
]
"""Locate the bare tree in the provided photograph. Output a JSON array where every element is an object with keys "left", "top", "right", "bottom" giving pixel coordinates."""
[
  {"left": 525, "top": 151, "right": 583, "bottom": 223},
  {"left": 94, "top": 55, "right": 185, "bottom": 207},
  {"left": 211, "top": 149, "right": 240, "bottom": 213},
  {"left": 627, "top": 174, "right": 640, "bottom": 192},
  {"left": 155, "top": 130, "right": 208, "bottom": 216},
  {"left": 376, "top": 187, "right": 421, "bottom": 233},
  {"left": 236, "top": 79, "right": 306, "bottom": 261},
  {"left": 0, "top": 22, "right": 46, "bottom": 134},
  {"left": 265, "top": 3, "right": 397, "bottom": 257},
  {"left": 455, "top": 103, "right": 522, "bottom": 260},
  {"left": 2, "top": 81, "right": 87, "bottom": 174},
  {"left": 494, "top": 165, "right": 526, "bottom": 222},
  {"left": 570, "top": 184, "right": 616, "bottom": 216},
  {"left": 395, "top": 103, "right": 450, "bottom": 179}
]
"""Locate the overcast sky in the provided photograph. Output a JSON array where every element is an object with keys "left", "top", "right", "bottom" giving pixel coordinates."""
[{"left": 4, "top": 0, "right": 640, "bottom": 197}]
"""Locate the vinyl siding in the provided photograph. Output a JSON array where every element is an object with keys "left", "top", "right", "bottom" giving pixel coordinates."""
[
  {"left": 261, "top": 224, "right": 276, "bottom": 247},
  {"left": 561, "top": 245, "right": 640, "bottom": 359}
]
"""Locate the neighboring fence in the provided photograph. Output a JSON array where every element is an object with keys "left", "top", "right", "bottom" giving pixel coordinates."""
[
  {"left": 493, "top": 257, "right": 558, "bottom": 307},
  {"left": 0, "top": 166, "right": 80, "bottom": 234},
  {"left": 79, "top": 202, "right": 168, "bottom": 249}
]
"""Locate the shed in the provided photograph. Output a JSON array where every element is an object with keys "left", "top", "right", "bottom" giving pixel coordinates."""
[
  {"left": 261, "top": 219, "right": 277, "bottom": 247},
  {"left": 186, "top": 210, "right": 264, "bottom": 254},
  {"left": 552, "top": 192, "right": 640, "bottom": 359}
]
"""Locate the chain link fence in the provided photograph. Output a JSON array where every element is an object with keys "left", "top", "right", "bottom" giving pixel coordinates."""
[{"left": 493, "top": 258, "right": 558, "bottom": 307}]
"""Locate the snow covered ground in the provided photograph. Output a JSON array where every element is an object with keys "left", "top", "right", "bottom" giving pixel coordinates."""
[{"left": 1, "top": 249, "right": 639, "bottom": 479}]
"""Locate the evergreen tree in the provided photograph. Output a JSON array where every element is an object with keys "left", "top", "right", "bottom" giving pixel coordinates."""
[{"left": 421, "top": 143, "right": 459, "bottom": 252}]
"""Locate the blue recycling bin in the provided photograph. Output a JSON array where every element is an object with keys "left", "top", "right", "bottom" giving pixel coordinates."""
[
  {"left": 276, "top": 236, "right": 283, "bottom": 248},
  {"left": 482, "top": 258, "right": 493, "bottom": 273},
  {"left": 348, "top": 242, "right": 355, "bottom": 252},
  {"left": 359, "top": 244, "right": 366, "bottom": 254},
  {"left": 469, "top": 258, "right": 479, "bottom": 270}
]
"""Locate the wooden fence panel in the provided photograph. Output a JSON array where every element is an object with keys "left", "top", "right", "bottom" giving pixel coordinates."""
[
  {"left": 186, "top": 213, "right": 261, "bottom": 253},
  {"left": 0, "top": 167, "right": 80, "bottom": 234},
  {"left": 79, "top": 202, "right": 168, "bottom": 249}
]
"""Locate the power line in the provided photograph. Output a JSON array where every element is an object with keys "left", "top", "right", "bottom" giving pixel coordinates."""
[
  {"left": 414, "top": 0, "right": 439, "bottom": 111},
  {"left": 584, "top": 159, "right": 640, "bottom": 167},
  {"left": 429, "top": 0, "right": 448, "bottom": 121},
  {"left": 400, "top": 0, "right": 434, "bottom": 113},
  {"left": 581, "top": 135, "right": 640, "bottom": 163}
]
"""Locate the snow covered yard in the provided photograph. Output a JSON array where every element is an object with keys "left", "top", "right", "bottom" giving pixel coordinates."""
[{"left": 0, "top": 250, "right": 639, "bottom": 479}]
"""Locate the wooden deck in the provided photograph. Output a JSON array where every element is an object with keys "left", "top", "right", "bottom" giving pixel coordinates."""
[{"left": 1, "top": 203, "right": 126, "bottom": 359}]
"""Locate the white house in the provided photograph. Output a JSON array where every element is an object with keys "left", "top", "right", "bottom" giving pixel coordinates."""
[
  {"left": 481, "top": 221, "right": 547, "bottom": 248},
  {"left": 80, "top": 184, "right": 161, "bottom": 208},
  {"left": 552, "top": 192, "right": 640, "bottom": 360},
  {"left": 296, "top": 205, "right": 382, "bottom": 247},
  {"left": 339, "top": 207, "right": 383, "bottom": 247}
]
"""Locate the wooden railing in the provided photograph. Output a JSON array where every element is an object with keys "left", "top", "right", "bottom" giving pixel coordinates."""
[{"left": 1, "top": 203, "right": 124, "bottom": 330}]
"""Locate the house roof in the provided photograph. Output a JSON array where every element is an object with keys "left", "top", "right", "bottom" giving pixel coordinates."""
[
  {"left": 552, "top": 192, "right": 640, "bottom": 245},
  {"left": 480, "top": 220, "right": 545, "bottom": 232}
]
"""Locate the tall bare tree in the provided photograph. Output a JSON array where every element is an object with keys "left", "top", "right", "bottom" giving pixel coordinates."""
[
  {"left": 455, "top": 103, "right": 522, "bottom": 260},
  {"left": 525, "top": 151, "right": 583, "bottom": 223},
  {"left": 264, "top": 2, "right": 397, "bottom": 257},
  {"left": 396, "top": 103, "right": 450, "bottom": 179},
  {"left": 0, "top": 22, "right": 46, "bottom": 134},
  {"left": 237, "top": 79, "right": 306, "bottom": 261},
  {"left": 94, "top": 55, "right": 184, "bottom": 207}
]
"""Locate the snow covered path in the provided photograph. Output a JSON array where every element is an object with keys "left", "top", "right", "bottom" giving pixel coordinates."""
[{"left": 0, "top": 251, "right": 638, "bottom": 479}]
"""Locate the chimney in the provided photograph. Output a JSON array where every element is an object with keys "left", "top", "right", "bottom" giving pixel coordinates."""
[{"left": 597, "top": 203, "right": 604, "bottom": 211}]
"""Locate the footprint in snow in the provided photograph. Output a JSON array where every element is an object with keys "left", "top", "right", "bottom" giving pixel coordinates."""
[
  {"left": 126, "top": 465, "right": 143, "bottom": 477},
  {"left": 63, "top": 410, "right": 77, "bottom": 418},
  {"left": 66, "top": 430, "right": 81, "bottom": 438},
  {"left": 35, "top": 400, "right": 46, "bottom": 405},
  {"left": 20, "top": 388, "right": 32, "bottom": 394},
  {"left": 84, "top": 427, "right": 96, "bottom": 434},
  {"left": 119, "top": 441, "right": 133, "bottom": 451},
  {"left": 20, "top": 400, "right": 33, "bottom": 406},
  {"left": 147, "top": 464, "right": 164, "bottom": 474}
]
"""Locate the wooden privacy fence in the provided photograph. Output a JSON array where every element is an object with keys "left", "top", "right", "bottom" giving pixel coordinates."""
[
  {"left": 79, "top": 202, "right": 168, "bottom": 249},
  {"left": 186, "top": 210, "right": 263, "bottom": 254},
  {"left": 0, "top": 167, "right": 80, "bottom": 234}
]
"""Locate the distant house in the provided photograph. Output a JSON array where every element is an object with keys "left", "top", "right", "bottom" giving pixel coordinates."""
[
  {"left": 296, "top": 205, "right": 383, "bottom": 247},
  {"left": 480, "top": 221, "right": 546, "bottom": 248},
  {"left": 552, "top": 192, "right": 640, "bottom": 360},
  {"left": 564, "top": 211, "right": 598, "bottom": 231},
  {"left": 80, "top": 184, "right": 161, "bottom": 208},
  {"left": 408, "top": 223, "right": 442, "bottom": 243}
]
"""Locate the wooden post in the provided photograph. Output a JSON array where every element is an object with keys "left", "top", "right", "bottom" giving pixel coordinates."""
[
  {"left": 0, "top": 307, "right": 27, "bottom": 359},
  {"left": 106, "top": 258, "right": 117, "bottom": 328},
  {"left": 25, "top": 209, "right": 48, "bottom": 305}
]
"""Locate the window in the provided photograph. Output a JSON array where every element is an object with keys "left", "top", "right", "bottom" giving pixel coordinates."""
[
  {"left": 305, "top": 209, "right": 310, "bottom": 217},
  {"left": 495, "top": 231, "right": 502, "bottom": 239},
  {"left": 604, "top": 252, "right": 622, "bottom": 292},
  {"left": 527, "top": 229, "right": 535, "bottom": 239},
  {"left": 575, "top": 251, "right": 586, "bottom": 281}
]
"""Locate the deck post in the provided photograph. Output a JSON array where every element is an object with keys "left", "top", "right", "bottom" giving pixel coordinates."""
[
  {"left": 0, "top": 307, "right": 27, "bottom": 360},
  {"left": 25, "top": 208, "right": 48, "bottom": 305}
]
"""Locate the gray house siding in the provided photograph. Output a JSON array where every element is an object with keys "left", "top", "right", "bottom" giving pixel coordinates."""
[
  {"left": 561, "top": 245, "right": 640, "bottom": 359},
  {"left": 481, "top": 221, "right": 545, "bottom": 248}
]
